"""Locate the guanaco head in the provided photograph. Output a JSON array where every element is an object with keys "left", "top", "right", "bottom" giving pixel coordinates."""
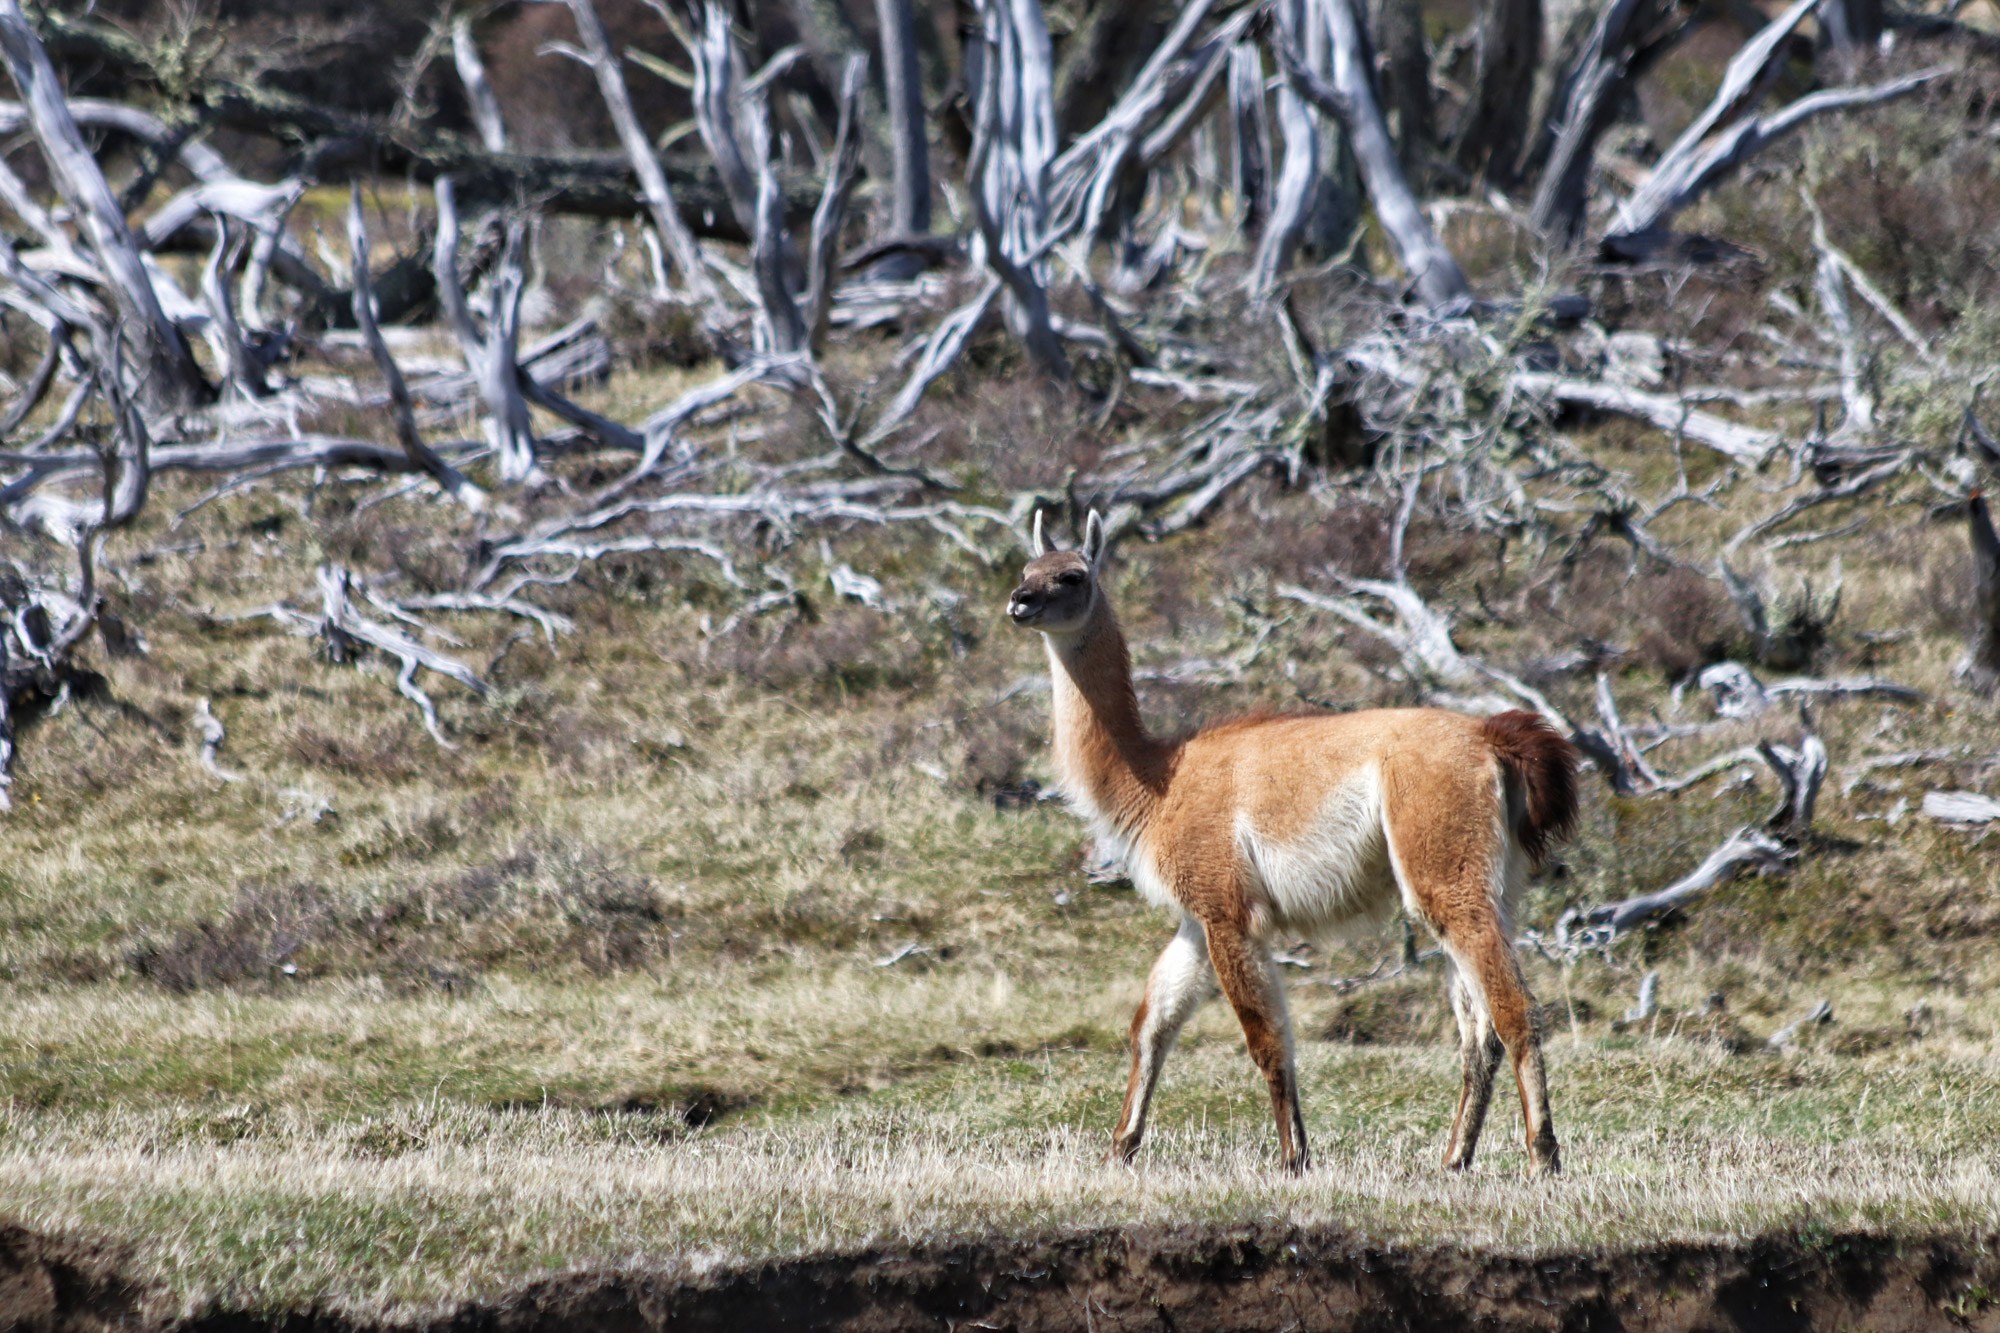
[{"left": 1007, "top": 510, "right": 1107, "bottom": 635}]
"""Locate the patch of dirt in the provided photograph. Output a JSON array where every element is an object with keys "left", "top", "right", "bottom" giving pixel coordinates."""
[{"left": 7, "top": 1223, "right": 2000, "bottom": 1332}]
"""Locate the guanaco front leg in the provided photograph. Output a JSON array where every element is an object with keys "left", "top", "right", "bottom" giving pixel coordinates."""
[
  {"left": 1204, "top": 916, "right": 1310, "bottom": 1173},
  {"left": 1110, "top": 915, "right": 1214, "bottom": 1163}
]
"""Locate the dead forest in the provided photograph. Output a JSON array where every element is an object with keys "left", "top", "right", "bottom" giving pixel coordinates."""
[{"left": 3, "top": 0, "right": 2000, "bottom": 931}]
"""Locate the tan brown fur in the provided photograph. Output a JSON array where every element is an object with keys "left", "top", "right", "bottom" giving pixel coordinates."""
[{"left": 1008, "top": 511, "right": 1577, "bottom": 1175}]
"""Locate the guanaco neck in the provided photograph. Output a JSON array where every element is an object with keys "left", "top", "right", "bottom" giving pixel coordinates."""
[{"left": 1042, "top": 594, "right": 1175, "bottom": 841}]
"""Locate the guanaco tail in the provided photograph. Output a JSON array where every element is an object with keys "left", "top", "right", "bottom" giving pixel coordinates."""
[{"left": 1006, "top": 510, "right": 1580, "bottom": 1174}]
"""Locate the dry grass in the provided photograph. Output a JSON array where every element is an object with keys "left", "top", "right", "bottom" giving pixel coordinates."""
[
  {"left": 7, "top": 93, "right": 2000, "bottom": 1314},
  {"left": 4, "top": 1036, "right": 1999, "bottom": 1321}
]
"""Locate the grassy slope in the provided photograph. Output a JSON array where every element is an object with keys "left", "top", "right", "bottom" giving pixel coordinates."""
[{"left": 4, "top": 92, "right": 2000, "bottom": 1319}]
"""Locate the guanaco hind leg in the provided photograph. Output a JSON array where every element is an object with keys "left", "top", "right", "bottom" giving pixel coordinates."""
[
  {"left": 1204, "top": 916, "right": 1310, "bottom": 1173},
  {"left": 1385, "top": 798, "right": 1560, "bottom": 1175},
  {"left": 1112, "top": 915, "right": 1214, "bottom": 1163},
  {"left": 1443, "top": 959, "right": 1506, "bottom": 1170},
  {"left": 1435, "top": 931, "right": 1560, "bottom": 1174}
]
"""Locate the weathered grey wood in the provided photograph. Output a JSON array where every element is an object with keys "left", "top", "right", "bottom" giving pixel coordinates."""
[
  {"left": 874, "top": 0, "right": 931, "bottom": 235},
  {"left": 691, "top": 2, "right": 760, "bottom": 232},
  {"left": 452, "top": 16, "right": 509, "bottom": 153},
  {"left": 1511, "top": 371, "right": 1779, "bottom": 463},
  {"left": 1049, "top": 0, "right": 1249, "bottom": 251},
  {"left": 966, "top": 0, "right": 1067, "bottom": 379},
  {"left": 1529, "top": 0, "right": 1678, "bottom": 243},
  {"left": 198, "top": 219, "right": 269, "bottom": 399},
  {"left": 1814, "top": 236, "right": 1874, "bottom": 435},
  {"left": 0, "top": 0, "right": 207, "bottom": 409},
  {"left": 312, "top": 565, "right": 489, "bottom": 746},
  {"left": 434, "top": 177, "right": 540, "bottom": 485},
  {"left": 1576, "top": 827, "right": 1795, "bottom": 934},
  {"left": 192, "top": 698, "right": 243, "bottom": 784},
  {"left": 1252, "top": 0, "right": 1325, "bottom": 294},
  {"left": 560, "top": 0, "right": 713, "bottom": 300},
  {"left": 1278, "top": 0, "right": 1471, "bottom": 310},
  {"left": 1759, "top": 732, "right": 1828, "bottom": 831},
  {"left": 861, "top": 276, "right": 1001, "bottom": 447},
  {"left": 1923, "top": 790, "right": 2000, "bottom": 824},
  {"left": 346, "top": 184, "right": 484, "bottom": 507},
  {"left": 689, "top": 2, "right": 808, "bottom": 353},
  {"left": 1454, "top": 0, "right": 1541, "bottom": 183},
  {"left": 94, "top": 333, "right": 151, "bottom": 530},
  {"left": 1964, "top": 491, "right": 2000, "bottom": 695},
  {"left": 1606, "top": 67, "right": 1944, "bottom": 248},
  {"left": 805, "top": 56, "right": 866, "bottom": 353},
  {"left": 1226, "top": 41, "right": 1271, "bottom": 238}
]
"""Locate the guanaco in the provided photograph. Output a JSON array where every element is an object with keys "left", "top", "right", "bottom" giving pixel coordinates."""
[{"left": 1006, "top": 511, "right": 1579, "bottom": 1175}]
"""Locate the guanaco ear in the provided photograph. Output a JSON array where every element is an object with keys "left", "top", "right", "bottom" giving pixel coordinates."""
[
  {"left": 1030, "top": 509, "right": 1052, "bottom": 556},
  {"left": 1081, "top": 509, "right": 1108, "bottom": 570}
]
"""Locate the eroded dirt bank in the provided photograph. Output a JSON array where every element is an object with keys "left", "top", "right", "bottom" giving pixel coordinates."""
[{"left": 6, "top": 1223, "right": 2000, "bottom": 1333}]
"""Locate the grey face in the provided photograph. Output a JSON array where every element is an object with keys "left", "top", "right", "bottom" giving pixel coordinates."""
[{"left": 1007, "top": 551, "right": 1096, "bottom": 634}]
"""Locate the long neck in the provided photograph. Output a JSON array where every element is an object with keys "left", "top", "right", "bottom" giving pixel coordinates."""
[{"left": 1044, "top": 597, "right": 1173, "bottom": 838}]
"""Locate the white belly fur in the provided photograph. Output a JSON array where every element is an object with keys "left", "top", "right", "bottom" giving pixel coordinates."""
[{"left": 1236, "top": 769, "right": 1396, "bottom": 938}]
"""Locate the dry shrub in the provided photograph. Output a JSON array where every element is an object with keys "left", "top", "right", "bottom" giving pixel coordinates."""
[
  {"left": 132, "top": 882, "right": 341, "bottom": 994},
  {"left": 1318, "top": 978, "right": 1446, "bottom": 1045},
  {"left": 909, "top": 370, "right": 1117, "bottom": 492},
  {"left": 1810, "top": 79, "right": 2000, "bottom": 330},
  {"left": 954, "top": 702, "right": 1045, "bottom": 795},
  {"left": 1221, "top": 502, "right": 1489, "bottom": 590},
  {"left": 131, "top": 842, "right": 672, "bottom": 992},
  {"left": 319, "top": 509, "right": 465, "bottom": 593},
  {"left": 592, "top": 294, "right": 713, "bottom": 369},
  {"left": 1535, "top": 549, "right": 1741, "bottom": 680},
  {"left": 288, "top": 721, "right": 426, "bottom": 782},
  {"left": 706, "top": 605, "right": 933, "bottom": 696}
]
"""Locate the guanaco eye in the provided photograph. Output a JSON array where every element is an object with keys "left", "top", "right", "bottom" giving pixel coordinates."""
[{"left": 1058, "top": 571, "right": 1085, "bottom": 586}]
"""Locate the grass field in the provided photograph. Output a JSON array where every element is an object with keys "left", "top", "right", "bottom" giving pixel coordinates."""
[
  {"left": 6, "top": 82, "right": 2000, "bottom": 1324},
  {"left": 3, "top": 435, "right": 1999, "bottom": 1321}
]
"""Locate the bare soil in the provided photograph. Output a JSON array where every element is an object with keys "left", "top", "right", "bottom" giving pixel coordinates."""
[{"left": 7, "top": 1222, "right": 2000, "bottom": 1333}]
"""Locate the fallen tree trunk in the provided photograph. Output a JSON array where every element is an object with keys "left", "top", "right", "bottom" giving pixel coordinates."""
[
  {"left": 1565, "top": 827, "right": 1796, "bottom": 937},
  {"left": 16, "top": 12, "right": 816, "bottom": 239},
  {"left": 1512, "top": 372, "right": 1779, "bottom": 464}
]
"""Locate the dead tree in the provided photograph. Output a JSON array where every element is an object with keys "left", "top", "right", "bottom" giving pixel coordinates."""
[
  {"left": 1605, "top": 0, "right": 1943, "bottom": 254},
  {"left": 0, "top": 0, "right": 208, "bottom": 409},
  {"left": 434, "top": 178, "right": 541, "bottom": 485},
  {"left": 556, "top": 0, "right": 715, "bottom": 300},
  {"left": 874, "top": 0, "right": 932, "bottom": 238},
  {"left": 1275, "top": 0, "right": 1471, "bottom": 310},
  {"left": 1529, "top": 0, "right": 1682, "bottom": 243},
  {"left": 1252, "top": 0, "right": 1329, "bottom": 293},
  {"left": 967, "top": 0, "right": 1068, "bottom": 379},
  {"left": 346, "top": 185, "right": 485, "bottom": 508},
  {"left": 1964, "top": 491, "right": 2000, "bottom": 696},
  {"left": 1227, "top": 41, "right": 1272, "bottom": 238},
  {"left": 452, "top": 15, "right": 510, "bottom": 153},
  {"left": 1369, "top": 0, "right": 1433, "bottom": 172},
  {"left": 1453, "top": 0, "right": 1541, "bottom": 184}
]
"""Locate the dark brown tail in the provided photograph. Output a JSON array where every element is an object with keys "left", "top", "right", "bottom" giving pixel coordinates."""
[{"left": 1482, "top": 710, "right": 1581, "bottom": 867}]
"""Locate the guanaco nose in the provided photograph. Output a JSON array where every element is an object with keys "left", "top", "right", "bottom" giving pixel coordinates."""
[{"left": 1007, "top": 585, "right": 1042, "bottom": 620}]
